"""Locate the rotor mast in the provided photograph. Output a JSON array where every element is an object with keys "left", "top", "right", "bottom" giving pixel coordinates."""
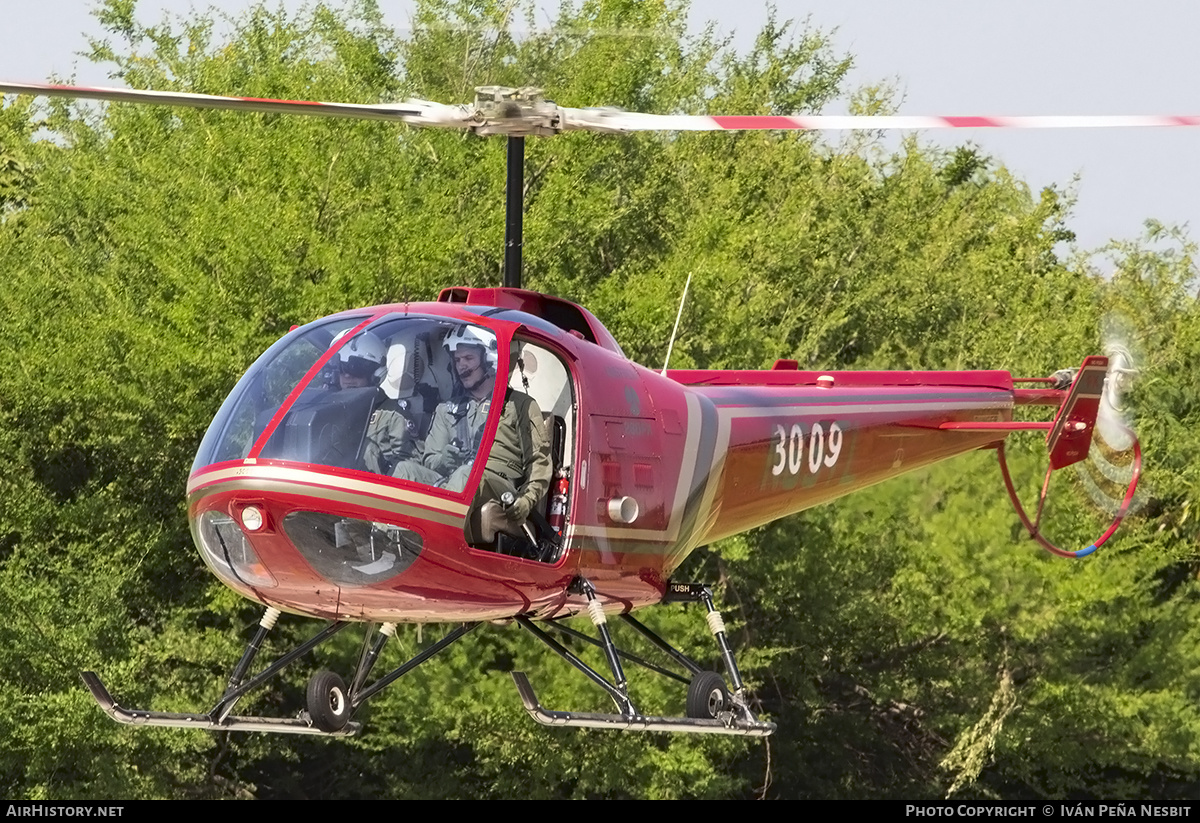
[
  {"left": 472, "top": 87, "right": 561, "bottom": 292},
  {"left": 504, "top": 136, "right": 524, "bottom": 289}
]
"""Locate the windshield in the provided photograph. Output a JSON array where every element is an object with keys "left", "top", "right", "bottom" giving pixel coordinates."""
[
  {"left": 192, "top": 315, "right": 367, "bottom": 471},
  {"left": 192, "top": 314, "right": 505, "bottom": 496}
]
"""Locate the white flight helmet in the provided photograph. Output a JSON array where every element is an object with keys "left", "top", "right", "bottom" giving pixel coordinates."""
[
  {"left": 331, "top": 329, "right": 386, "bottom": 381},
  {"left": 442, "top": 324, "right": 498, "bottom": 371}
]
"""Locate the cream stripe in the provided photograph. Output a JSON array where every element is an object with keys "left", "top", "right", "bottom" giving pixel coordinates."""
[
  {"left": 189, "top": 477, "right": 464, "bottom": 528},
  {"left": 187, "top": 464, "right": 469, "bottom": 516},
  {"left": 569, "top": 397, "right": 1012, "bottom": 546},
  {"left": 661, "top": 392, "right": 702, "bottom": 542},
  {"left": 571, "top": 525, "right": 670, "bottom": 542},
  {"left": 714, "top": 399, "right": 1012, "bottom": 420},
  {"left": 684, "top": 396, "right": 1014, "bottom": 540}
]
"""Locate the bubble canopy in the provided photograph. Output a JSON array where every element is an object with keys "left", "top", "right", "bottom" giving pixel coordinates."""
[{"left": 192, "top": 313, "right": 507, "bottom": 495}]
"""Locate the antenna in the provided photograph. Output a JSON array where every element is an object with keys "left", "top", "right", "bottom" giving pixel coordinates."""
[{"left": 660, "top": 272, "right": 692, "bottom": 376}]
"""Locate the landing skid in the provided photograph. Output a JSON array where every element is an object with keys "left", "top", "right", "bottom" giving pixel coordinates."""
[
  {"left": 80, "top": 608, "right": 478, "bottom": 737},
  {"left": 81, "top": 671, "right": 360, "bottom": 736},
  {"left": 510, "top": 579, "right": 776, "bottom": 737},
  {"left": 81, "top": 581, "right": 772, "bottom": 737},
  {"left": 512, "top": 672, "right": 774, "bottom": 736}
]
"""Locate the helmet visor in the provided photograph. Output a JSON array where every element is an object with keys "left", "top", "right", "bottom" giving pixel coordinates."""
[{"left": 339, "top": 355, "right": 381, "bottom": 379}]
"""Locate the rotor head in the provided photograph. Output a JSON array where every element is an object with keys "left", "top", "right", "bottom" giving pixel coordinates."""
[{"left": 471, "top": 86, "right": 560, "bottom": 137}]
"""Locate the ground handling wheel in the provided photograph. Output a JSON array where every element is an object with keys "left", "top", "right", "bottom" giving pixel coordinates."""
[
  {"left": 686, "top": 671, "right": 730, "bottom": 719},
  {"left": 306, "top": 669, "right": 350, "bottom": 732}
]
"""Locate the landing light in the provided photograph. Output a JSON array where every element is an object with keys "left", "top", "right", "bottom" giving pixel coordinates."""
[{"left": 241, "top": 506, "right": 265, "bottom": 532}]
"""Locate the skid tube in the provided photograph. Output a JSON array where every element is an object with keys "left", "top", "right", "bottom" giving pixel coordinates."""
[
  {"left": 81, "top": 610, "right": 480, "bottom": 737},
  {"left": 82, "top": 670, "right": 359, "bottom": 736},
  {"left": 511, "top": 672, "right": 775, "bottom": 737},
  {"left": 81, "top": 617, "right": 359, "bottom": 736},
  {"left": 510, "top": 579, "right": 776, "bottom": 737}
]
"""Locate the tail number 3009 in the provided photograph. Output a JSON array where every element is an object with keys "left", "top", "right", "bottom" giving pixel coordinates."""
[{"left": 771, "top": 422, "right": 843, "bottom": 477}]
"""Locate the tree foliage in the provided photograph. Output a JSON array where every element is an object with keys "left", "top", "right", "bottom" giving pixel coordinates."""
[{"left": 1, "top": 0, "right": 1197, "bottom": 799}]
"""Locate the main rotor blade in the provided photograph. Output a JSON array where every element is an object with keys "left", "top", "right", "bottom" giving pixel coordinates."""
[
  {"left": 560, "top": 108, "right": 1200, "bottom": 133},
  {"left": 0, "top": 81, "right": 472, "bottom": 127},
  {"left": 7, "top": 80, "right": 1199, "bottom": 134}
]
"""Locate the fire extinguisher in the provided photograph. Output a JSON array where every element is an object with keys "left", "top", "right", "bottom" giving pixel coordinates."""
[{"left": 547, "top": 467, "right": 570, "bottom": 534}]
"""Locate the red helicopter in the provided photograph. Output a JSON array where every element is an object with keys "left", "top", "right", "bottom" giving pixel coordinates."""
[{"left": 0, "top": 82, "right": 1146, "bottom": 738}]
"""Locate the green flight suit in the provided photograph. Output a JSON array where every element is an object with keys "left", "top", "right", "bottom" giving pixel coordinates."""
[
  {"left": 362, "top": 405, "right": 417, "bottom": 476},
  {"left": 482, "top": 390, "right": 552, "bottom": 519},
  {"left": 392, "top": 394, "right": 489, "bottom": 491},
  {"left": 392, "top": 389, "right": 551, "bottom": 520}
]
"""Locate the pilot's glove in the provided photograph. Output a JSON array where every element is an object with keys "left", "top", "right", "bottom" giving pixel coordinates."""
[
  {"left": 431, "top": 442, "right": 465, "bottom": 473},
  {"left": 505, "top": 495, "right": 533, "bottom": 524}
]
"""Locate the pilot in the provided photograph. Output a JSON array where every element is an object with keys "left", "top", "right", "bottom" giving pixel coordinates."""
[
  {"left": 330, "top": 330, "right": 417, "bottom": 475},
  {"left": 393, "top": 325, "right": 551, "bottom": 529}
]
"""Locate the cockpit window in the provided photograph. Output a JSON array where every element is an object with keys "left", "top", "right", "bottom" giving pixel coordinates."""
[
  {"left": 387, "top": 321, "right": 501, "bottom": 492},
  {"left": 192, "top": 315, "right": 507, "bottom": 498},
  {"left": 192, "top": 316, "right": 365, "bottom": 470}
]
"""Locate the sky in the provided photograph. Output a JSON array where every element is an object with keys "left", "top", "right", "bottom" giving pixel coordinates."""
[{"left": 1, "top": 0, "right": 1197, "bottom": 256}]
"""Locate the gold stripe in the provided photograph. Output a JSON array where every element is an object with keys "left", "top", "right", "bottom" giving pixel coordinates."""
[
  {"left": 189, "top": 477, "right": 464, "bottom": 528},
  {"left": 696, "top": 409, "right": 731, "bottom": 538},
  {"left": 188, "top": 463, "right": 468, "bottom": 516},
  {"left": 713, "top": 399, "right": 1012, "bottom": 420},
  {"left": 687, "top": 397, "right": 1014, "bottom": 543},
  {"left": 662, "top": 392, "right": 703, "bottom": 542},
  {"left": 571, "top": 525, "right": 673, "bottom": 543}
]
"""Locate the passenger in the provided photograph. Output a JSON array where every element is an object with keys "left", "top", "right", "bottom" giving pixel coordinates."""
[
  {"left": 330, "top": 330, "right": 417, "bottom": 475},
  {"left": 393, "top": 326, "right": 551, "bottom": 530}
]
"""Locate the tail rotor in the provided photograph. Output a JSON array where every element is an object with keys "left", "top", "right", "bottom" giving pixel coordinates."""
[
  {"left": 1077, "top": 336, "right": 1147, "bottom": 518},
  {"left": 1001, "top": 343, "right": 1145, "bottom": 558}
]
